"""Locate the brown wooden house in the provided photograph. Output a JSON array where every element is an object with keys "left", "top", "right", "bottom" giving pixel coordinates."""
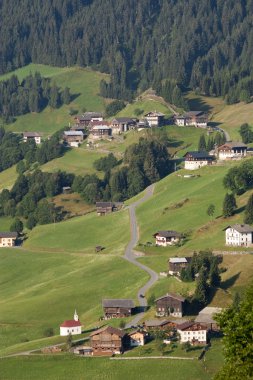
[
  {"left": 90, "top": 326, "right": 127, "bottom": 355},
  {"left": 96, "top": 202, "right": 123, "bottom": 216},
  {"left": 143, "top": 319, "right": 177, "bottom": 331},
  {"left": 110, "top": 117, "right": 136, "bottom": 134},
  {"left": 168, "top": 257, "right": 191, "bottom": 276},
  {"left": 155, "top": 293, "right": 185, "bottom": 318},
  {"left": 102, "top": 299, "right": 135, "bottom": 319},
  {"left": 74, "top": 112, "right": 103, "bottom": 127}
]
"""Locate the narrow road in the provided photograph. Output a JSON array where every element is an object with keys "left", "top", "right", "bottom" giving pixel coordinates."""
[{"left": 124, "top": 184, "right": 159, "bottom": 328}]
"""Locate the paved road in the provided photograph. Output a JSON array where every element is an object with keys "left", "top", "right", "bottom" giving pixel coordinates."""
[
  {"left": 124, "top": 184, "right": 159, "bottom": 328},
  {"left": 218, "top": 127, "right": 230, "bottom": 142}
]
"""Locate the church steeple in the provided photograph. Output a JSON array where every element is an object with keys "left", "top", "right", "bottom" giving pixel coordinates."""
[{"left": 74, "top": 309, "right": 79, "bottom": 321}]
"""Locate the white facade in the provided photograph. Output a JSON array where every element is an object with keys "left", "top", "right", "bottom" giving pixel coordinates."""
[
  {"left": 0, "top": 237, "right": 16, "bottom": 247},
  {"left": 178, "top": 328, "right": 207, "bottom": 344},
  {"left": 129, "top": 332, "right": 146, "bottom": 347},
  {"left": 184, "top": 159, "right": 210, "bottom": 170},
  {"left": 155, "top": 235, "right": 179, "bottom": 247},
  {"left": 225, "top": 227, "right": 253, "bottom": 247},
  {"left": 60, "top": 310, "right": 82, "bottom": 337}
]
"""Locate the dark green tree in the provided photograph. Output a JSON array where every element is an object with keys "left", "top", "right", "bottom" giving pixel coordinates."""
[
  {"left": 223, "top": 193, "right": 237, "bottom": 217},
  {"left": 10, "top": 218, "right": 23, "bottom": 234},
  {"left": 61, "top": 87, "right": 71, "bottom": 104},
  {"left": 244, "top": 194, "right": 253, "bottom": 224},
  {"left": 239, "top": 123, "right": 253, "bottom": 144},
  {"left": 207, "top": 204, "right": 215, "bottom": 219},
  {"left": 194, "top": 268, "right": 209, "bottom": 305},
  {"left": 198, "top": 134, "right": 207, "bottom": 151}
]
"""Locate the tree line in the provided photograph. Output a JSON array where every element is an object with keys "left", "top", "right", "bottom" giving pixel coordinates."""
[
  {"left": 198, "top": 132, "right": 226, "bottom": 152},
  {"left": 0, "top": 127, "right": 63, "bottom": 173},
  {"left": 0, "top": 72, "right": 71, "bottom": 123},
  {"left": 1, "top": 1, "right": 253, "bottom": 102}
]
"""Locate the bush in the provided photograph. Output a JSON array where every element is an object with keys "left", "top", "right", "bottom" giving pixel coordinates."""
[{"left": 44, "top": 327, "right": 54, "bottom": 337}]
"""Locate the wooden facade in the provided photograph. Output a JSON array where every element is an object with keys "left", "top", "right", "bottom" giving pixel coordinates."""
[
  {"left": 155, "top": 293, "right": 185, "bottom": 318},
  {"left": 168, "top": 257, "right": 191, "bottom": 276},
  {"left": 90, "top": 326, "right": 126, "bottom": 355},
  {"left": 102, "top": 299, "right": 135, "bottom": 319}
]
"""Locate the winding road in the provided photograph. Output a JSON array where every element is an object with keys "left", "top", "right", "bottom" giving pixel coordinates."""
[{"left": 124, "top": 184, "right": 159, "bottom": 328}]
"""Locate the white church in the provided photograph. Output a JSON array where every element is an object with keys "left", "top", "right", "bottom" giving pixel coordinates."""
[{"left": 60, "top": 310, "right": 82, "bottom": 336}]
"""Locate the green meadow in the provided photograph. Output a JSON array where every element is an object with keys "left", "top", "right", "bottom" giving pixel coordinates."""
[
  {"left": 0, "top": 165, "right": 18, "bottom": 191},
  {"left": 1, "top": 64, "right": 108, "bottom": 136},
  {"left": 115, "top": 98, "right": 171, "bottom": 118}
]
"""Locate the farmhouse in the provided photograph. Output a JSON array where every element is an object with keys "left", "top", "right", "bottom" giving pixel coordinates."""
[
  {"left": 168, "top": 257, "right": 191, "bottom": 276},
  {"left": 145, "top": 111, "right": 165, "bottom": 127},
  {"left": 60, "top": 310, "right": 82, "bottom": 336},
  {"left": 217, "top": 142, "right": 247, "bottom": 160},
  {"left": 110, "top": 117, "right": 136, "bottom": 134},
  {"left": 184, "top": 151, "right": 214, "bottom": 170},
  {"left": 96, "top": 202, "right": 123, "bottom": 216},
  {"left": 90, "top": 326, "right": 127, "bottom": 355},
  {"left": 153, "top": 230, "right": 181, "bottom": 246},
  {"left": 0, "top": 232, "right": 18, "bottom": 247},
  {"left": 74, "top": 112, "right": 103, "bottom": 127},
  {"left": 63, "top": 131, "right": 84, "bottom": 147},
  {"left": 102, "top": 299, "right": 135, "bottom": 319},
  {"left": 22, "top": 132, "right": 42, "bottom": 144},
  {"left": 195, "top": 307, "right": 222, "bottom": 331},
  {"left": 129, "top": 330, "right": 147, "bottom": 347},
  {"left": 225, "top": 224, "right": 253, "bottom": 247},
  {"left": 143, "top": 319, "right": 178, "bottom": 331},
  {"left": 89, "top": 122, "right": 112, "bottom": 140},
  {"left": 174, "top": 111, "right": 208, "bottom": 128},
  {"left": 155, "top": 293, "right": 185, "bottom": 317},
  {"left": 177, "top": 321, "right": 207, "bottom": 345}
]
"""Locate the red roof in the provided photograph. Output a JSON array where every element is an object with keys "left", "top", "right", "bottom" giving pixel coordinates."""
[{"left": 60, "top": 320, "right": 81, "bottom": 328}]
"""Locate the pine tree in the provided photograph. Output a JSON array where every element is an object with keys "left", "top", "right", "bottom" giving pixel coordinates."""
[
  {"left": 49, "top": 83, "right": 60, "bottom": 108},
  {"left": 223, "top": 193, "right": 237, "bottom": 217},
  {"left": 244, "top": 194, "right": 253, "bottom": 224},
  {"left": 194, "top": 268, "right": 209, "bottom": 305},
  {"left": 62, "top": 87, "right": 71, "bottom": 105},
  {"left": 198, "top": 134, "right": 206, "bottom": 151},
  {"left": 209, "top": 260, "right": 221, "bottom": 287}
]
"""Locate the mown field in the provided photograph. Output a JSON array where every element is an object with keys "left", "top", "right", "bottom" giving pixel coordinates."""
[
  {"left": 115, "top": 98, "right": 171, "bottom": 118},
  {"left": 0, "top": 349, "right": 222, "bottom": 380},
  {"left": 0, "top": 165, "right": 18, "bottom": 191},
  {"left": 0, "top": 64, "right": 108, "bottom": 136}
]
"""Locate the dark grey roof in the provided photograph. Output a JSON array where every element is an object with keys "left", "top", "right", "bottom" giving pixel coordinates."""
[
  {"left": 96, "top": 202, "right": 114, "bottom": 208},
  {"left": 81, "top": 112, "right": 103, "bottom": 119},
  {"left": 225, "top": 224, "right": 253, "bottom": 233},
  {"left": 184, "top": 151, "right": 213, "bottom": 160},
  {"left": 144, "top": 319, "right": 172, "bottom": 327},
  {"left": 184, "top": 111, "right": 205, "bottom": 117},
  {"left": 23, "top": 132, "right": 42, "bottom": 137},
  {"left": 0, "top": 232, "right": 18, "bottom": 238},
  {"left": 102, "top": 299, "right": 135, "bottom": 308},
  {"left": 155, "top": 293, "right": 185, "bottom": 303},
  {"left": 112, "top": 117, "right": 135, "bottom": 123},
  {"left": 90, "top": 325, "right": 125, "bottom": 338},
  {"left": 154, "top": 230, "right": 181, "bottom": 238}
]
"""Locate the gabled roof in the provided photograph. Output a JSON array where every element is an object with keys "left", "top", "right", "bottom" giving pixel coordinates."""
[
  {"left": 23, "top": 132, "right": 42, "bottom": 137},
  {"left": 128, "top": 330, "right": 146, "bottom": 336},
  {"left": 96, "top": 202, "right": 114, "bottom": 208},
  {"left": 218, "top": 142, "right": 247, "bottom": 150},
  {"left": 154, "top": 231, "right": 181, "bottom": 238},
  {"left": 89, "top": 121, "right": 109, "bottom": 128},
  {"left": 144, "top": 319, "right": 174, "bottom": 327},
  {"left": 155, "top": 293, "right": 185, "bottom": 303},
  {"left": 184, "top": 151, "right": 213, "bottom": 160},
  {"left": 225, "top": 224, "right": 253, "bottom": 233},
  {"left": 76, "top": 112, "right": 103, "bottom": 121},
  {"left": 64, "top": 131, "right": 83, "bottom": 136},
  {"left": 111, "top": 117, "right": 135, "bottom": 123},
  {"left": 102, "top": 299, "right": 135, "bottom": 308},
  {"left": 0, "top": 232, "right": 18, "bottom": 238},
  {"left": 177, "top": 321, "right": 207, "bottom": 331},
  {"left": 60, "top": 319, "right": 81, "bottom": 328},
  {"left": 169, "top": 257, "right": 188, "bottom": 264},
  {"left": 90, "top": 325, "right": 125, "bottom": 338}
]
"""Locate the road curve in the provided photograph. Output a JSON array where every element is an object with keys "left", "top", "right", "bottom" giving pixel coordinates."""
[{"left": 124, "top": 184, "right": 159, "bottom": 328}]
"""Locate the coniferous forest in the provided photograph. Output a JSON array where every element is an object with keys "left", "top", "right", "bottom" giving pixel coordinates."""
[{"left": 1, "top": 1, "right": 253, "bottom": 102}]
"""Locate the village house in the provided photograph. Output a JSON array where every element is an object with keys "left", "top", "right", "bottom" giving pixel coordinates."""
[
  {"left": 153, "top": 230, "right": 181, "bottom": 247},
  {"left": 22, "top": 132, "right": 42, "bottom": 144},
  {"left": 168, "top": 257, "right": 191, "bottom": 276},
  {"left": 102, "top": 299, "right": 135, "bottom": 319},
  {"left": 155, "top": 293, "right": 185, "bottom": 318},
  {"left": 143, "top": 319, "right": 178, "bottom": 331},
  {"left": 110, "top": 117, "right": 136, "bottom": 134},
  {"left": 74, "top": 112, "right": 103, "bottom": 127},
  {"left": 225, "top": 224, "right": 253, "bottom": 247},
  {"left": 60, "top": 310, "right": 82, "bottom": 336},
  {"left": 89, "top": 122, "right": 112, "bottom": 140},
  {"left": 90, "top": 326, "right": 127, "bottom": 355},
  {"left": 195, "top": 307, "right": 222, "bottom": 331},
  {"left": 0, "top": 232, "right": 18, "bottom": 247},
  {"left": 129, "top": 330, "right": 148, "bottom": 347},
  {"left": 145, "top": 111, "right": 165, "bottom": 127},
  {"left": 184, "top": 151, "right": 215, "bottom": 170},
  {"left": 137, "top": 119, "right": 150, "bottom": 129},
  {"left": 174, "top": 111, "right": 208, "bottom": 128},
  {"left": 96, "top": 202, "right": 123, "bottom": 216},
  {"left": 217, "top": 142, "right": 247, "bottom": 160},
  {"left": 177, "top": 321, "right": 208, "bottom": 345},
  {"left": 63, "top": 131, "right": 84, "bottom": 147}
]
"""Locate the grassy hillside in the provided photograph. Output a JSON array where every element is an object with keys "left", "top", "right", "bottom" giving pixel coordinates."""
[
  {"left": 0, "top": 165, "right": 18, "bottom": 191},
  {"left": 24, "top": 209, "right": 129, "bottom": 254},
  {"left": 1, "top": 64, "right": 108, "bottom": 136},
  {"left": 116, "top": 98, "right": 171, "bottom": 118},
  {"left": 0, "top": 248, "right": 147, "bottom": 353}
]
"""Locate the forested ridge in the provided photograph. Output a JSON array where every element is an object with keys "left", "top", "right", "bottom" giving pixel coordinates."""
[{"left": 1, "top": 0, "right": 253, "bottom": 102}]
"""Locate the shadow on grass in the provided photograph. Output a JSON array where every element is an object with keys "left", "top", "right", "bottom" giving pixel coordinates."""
[
  {"left": 220, "top": 272, "right": 241, "bottom": 290},
  {"left": 234, "top": 206, "right": 246, "bottom": 215},
  {"left": 187, "top": 96, "right": 213, "bottom": 113}
]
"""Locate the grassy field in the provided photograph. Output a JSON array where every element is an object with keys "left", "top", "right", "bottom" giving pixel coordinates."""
[
  {"left": 0, "top": 165, "right": 18, "bottom": 191},
  {"left": 0, "top": 216, "right": 13, "bottom": 231},
  {"left": 0, "top": 354, "right": 220, "bottom": 380},
  {"left": 0, "top": 247, "right": 148, "bottom": 354},
  {"left": 1, "top": 64, "right": 108, "bottom": 136},
  {"left": 115, "top": 98, "right": 171, "bottom": 119}
]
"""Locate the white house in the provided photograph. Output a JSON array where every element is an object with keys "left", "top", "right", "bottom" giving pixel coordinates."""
[
  {"left": 129, "top": 330, "right": 147, "bottom": 347},
  {"left": 23, "top": 132, "right": 42, "bottom": 144},
  {"left": 218, "top": 142, "right": 247, "bottom": 160},
  {"left": 174, "top": 111, "right": 208, "bottom": 128},
  {"left": 144, "top": 111, "right": 165, "bottom": 127},
  {"left": 0, "top": 232, "right": 18, "bottom": 247},
  {"left": 177, "top": 321, "right": 207, "bottom": 345},
  {"left": 184, "top": 151, "right": 214, "bottom": 170},
  {"left": 60, "top": 310, "right": 82, "bottom": 336},
  {"left": 225, "top": 224, "right": 253, "bottom": 247},
  {"left": 153, "top": 231, "right": 181, "bottom": 247}
]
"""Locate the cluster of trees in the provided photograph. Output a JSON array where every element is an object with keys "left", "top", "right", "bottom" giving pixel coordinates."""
[
  {"left": 74, "top": 138, "right": 172, "bottom": 203},
  {"left": 239, "top": 123, "right": 253, "bottom": 144},
  {"left": 0, "top": 170, "right": 74, "bottom": 229},
  {"left": 223, "top": 159, "right": 253, "bottom": 195},
  {"left": 0, "top": 72, "right": 71, "bottom": 122},
  {"left": 0, "top": 127, "right": 63, "bottom": 173},
  {"left": 104, "top": 100, "right": 125, "bottom": 117},
  {"left": 198, "top": 132, "right": 226, "bottom": 152},
  {"left": 1, "top": 1, "right": 253, "bottom": 101},
  {"left": 155, "top": 80, "right": 188, "bottom": 109}
]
